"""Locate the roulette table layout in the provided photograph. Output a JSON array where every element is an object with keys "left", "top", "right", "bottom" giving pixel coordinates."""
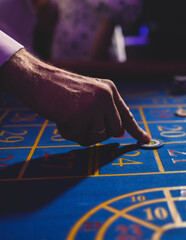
[{"left": 0, "top": 79, "right": 186, "bottom": 240}]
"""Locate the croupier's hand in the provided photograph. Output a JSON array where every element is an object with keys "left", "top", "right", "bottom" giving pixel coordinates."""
[{"left": 1, "top": 48, "right": 151, "bottom": 146}]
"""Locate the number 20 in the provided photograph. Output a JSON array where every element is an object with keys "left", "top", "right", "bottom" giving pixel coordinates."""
[
  {"left": 0, "top": 130, "right": 27, "bottom": 142},
  {"left": 158, "top": 126, "right": 186, "bottom": 138}
]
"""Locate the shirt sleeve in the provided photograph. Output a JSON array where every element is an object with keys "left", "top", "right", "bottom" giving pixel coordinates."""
[{"left": 0, "top": 30, "right": 24, "bottom": 67}]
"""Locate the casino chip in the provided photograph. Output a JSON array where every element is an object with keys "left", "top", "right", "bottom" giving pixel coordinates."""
[
  {"left": 138, "top": 138, "right": 164, "bottom": 150},
  {"left": 175, "top": 109, "right": 186, "bottom": 117},
  {"left": 181, "top": 190, "right": 186, "bottom": 197}
]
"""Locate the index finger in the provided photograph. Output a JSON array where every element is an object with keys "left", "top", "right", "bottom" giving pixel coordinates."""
[{"left": 113, "top": 86, "right": 151, "bottom": 143}]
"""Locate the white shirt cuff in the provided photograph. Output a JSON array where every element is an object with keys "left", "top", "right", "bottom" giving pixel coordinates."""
[{"left": 0, "top": 30, "right": 24, "bottom": 67}]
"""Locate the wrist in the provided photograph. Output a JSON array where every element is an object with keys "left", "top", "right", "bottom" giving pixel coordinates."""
[
  {"left": 0, "top": 48, "right": 67, "bottom": 121},
  {"left": 0, "top": 49, "right": 44, "bottom": 106}
]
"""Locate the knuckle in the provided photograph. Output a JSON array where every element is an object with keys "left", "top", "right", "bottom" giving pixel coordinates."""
[
  {"left": 103, "top": 79, "right": 117, "bottom": 91},
  {"left": 103, "top": 79, "right": 114, "bottom": 86}
]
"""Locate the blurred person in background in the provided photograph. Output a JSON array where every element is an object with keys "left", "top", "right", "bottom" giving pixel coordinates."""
[
  {"left": 51, "top": 0, "right": 143, "bottom": 61},
  {"left": 0, "top": 0, "right": 143, "bottom": 61}
]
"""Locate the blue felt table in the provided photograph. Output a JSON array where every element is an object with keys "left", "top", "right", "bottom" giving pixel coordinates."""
[{"left": 0, "top": 80, "right": 186, "bottom": 240}]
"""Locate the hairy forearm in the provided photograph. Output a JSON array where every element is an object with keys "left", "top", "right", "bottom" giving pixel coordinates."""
[
  {"left": 0, "top": 49, "right": 66, "bottom": 120},
  {"left": 0, "top": 48, "right": 102, "bottom": 122},
  {"left": 0, "top": 48, "right": 150, "bottom": 145},
  {"left": 1, "top": 48, "right": 52, "bottom": 95}
]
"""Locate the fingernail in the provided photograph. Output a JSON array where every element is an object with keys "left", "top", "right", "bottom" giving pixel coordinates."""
[{"left": 142, "top": 131, "right": 151, "bottom": 143}]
